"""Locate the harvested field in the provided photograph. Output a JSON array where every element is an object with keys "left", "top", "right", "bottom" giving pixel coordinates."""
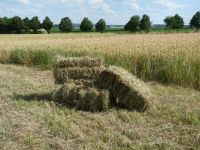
[{"left": 0, "top": 64, "right": 199, "bottom": 149}]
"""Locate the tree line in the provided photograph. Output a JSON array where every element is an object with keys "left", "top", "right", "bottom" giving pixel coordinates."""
[{"left": 0, "top": 11, "right": 200, "bottom": 34}]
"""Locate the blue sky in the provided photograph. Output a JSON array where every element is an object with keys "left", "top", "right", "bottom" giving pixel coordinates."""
[{"left": 0, "top": 0, "right": 199, "bottom": 25}]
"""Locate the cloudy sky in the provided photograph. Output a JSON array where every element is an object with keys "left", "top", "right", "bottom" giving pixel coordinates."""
[{"left": 0, "top": 0, "right": 199, "bottom": 25}]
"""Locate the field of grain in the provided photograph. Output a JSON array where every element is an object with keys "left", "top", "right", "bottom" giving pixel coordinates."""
[{"left": 0, "top": 33, "right": 200, "bottom": 89}]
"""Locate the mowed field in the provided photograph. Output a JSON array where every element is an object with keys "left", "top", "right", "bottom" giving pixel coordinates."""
[{"left": 0, "top": 33, "right": 200, "bottom": 149}]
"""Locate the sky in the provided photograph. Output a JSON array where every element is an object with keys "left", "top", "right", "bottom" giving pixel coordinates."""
[{"left": 0, "top": 0, "right": 199, "bottom": 25}]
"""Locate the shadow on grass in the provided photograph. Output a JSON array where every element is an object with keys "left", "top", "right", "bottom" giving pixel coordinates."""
[
  {"left": 13, "top": 92, "right": 142, "bottom": 113},
  {"left": 13, "top": 92, "right": 78, "bottom": 110},
  {"left": 14, "top": 92, "right": 53, "bottom": 102}
]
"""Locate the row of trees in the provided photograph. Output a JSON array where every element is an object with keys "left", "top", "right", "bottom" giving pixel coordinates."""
[
  {"left": 164, "top": 11, "right": 200, "bottom": 33},
  {"left": 0, "top": 11, "right": 200, "bottom": 34},
  {"left": 124, "top": 15, "right": 151, "bottom": 32},
  {"left": 0, "top": 16, "right": 53, "bottom": 34},
  {"left": 59, "top": 17, "right": 106, "bottom": 33}
]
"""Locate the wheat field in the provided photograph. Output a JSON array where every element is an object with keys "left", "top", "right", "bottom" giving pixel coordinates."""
[
  {"left": 0, "top": 33, "right": 199, "bottom": 55},
  {"left": 0, "top": 33, "right": 200, "bottom": 89}
]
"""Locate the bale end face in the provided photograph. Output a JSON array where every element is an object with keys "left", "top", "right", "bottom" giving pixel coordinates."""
[{"left": 96, "top": 66, "right": 152, "bottom": 112}]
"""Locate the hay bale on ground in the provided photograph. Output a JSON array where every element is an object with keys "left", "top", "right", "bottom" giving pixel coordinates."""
[
  {"left": 53, "top": 67, "right": 103, "bottom": 84},
  {"left": 53, "top": 83, "right": 83, "bottom": 107},
  {"left": 96, "top": 66, "right": 152, "bottom": 112},
  {"left": 77, "top": 88, "right": 110, "bottom": 112},
  {"left": 53, "top": 84, "right": 110, "bottom": 112},
  {"left": 55, "top": 56, "right": 104, "bottom": 68}
]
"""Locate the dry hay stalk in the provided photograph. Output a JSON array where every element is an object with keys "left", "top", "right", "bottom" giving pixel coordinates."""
[
  {"left": 53, "top": 67, "right": 104, "bottom": 84},
  {"left": 53, "top": 84, "right": 110, "bottom": 112},
  {"left": 96, "top": 66, "right": 152, "bottom": 112},
  {"left": 55, "top": 56, "right": 104, "bottom": 68}
]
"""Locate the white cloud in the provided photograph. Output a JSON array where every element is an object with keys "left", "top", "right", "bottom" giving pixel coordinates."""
[
  {"left": 6, "top": 8, "right": 26, "bottom": 14},
  {"left": 17, "top": 0, "right": 29, "bottom": 4},
  {"left": 122, "top": 0, "right": 142, "bottom": 11},
  {"left": 154, "top": 0, "right": 186, "bottom": 10},
  {"left": 88, "top": 0, "right": 115, "bottom": 14}
]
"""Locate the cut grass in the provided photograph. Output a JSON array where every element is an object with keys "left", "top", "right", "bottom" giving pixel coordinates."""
[{"left": 0, "top": 64, "right": 199, "bottom": 149}]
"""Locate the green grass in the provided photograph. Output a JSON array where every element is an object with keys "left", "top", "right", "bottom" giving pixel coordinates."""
[
  {"left": 0, "top": 64, "right": 199, "bottom": 149},
  {"left": 50, "top": 26, "right": 195, "bottom": 34},
  {"left": 4, "top": 49, "right": 200, "bottom": 90}
]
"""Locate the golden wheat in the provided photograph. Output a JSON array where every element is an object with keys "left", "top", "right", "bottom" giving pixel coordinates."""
[{"left": 0, "top": 33, "right": 199, "bottom": 89}]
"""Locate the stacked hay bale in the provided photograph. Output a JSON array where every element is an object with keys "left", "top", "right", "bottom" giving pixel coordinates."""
[
  {"left": 96, "top": 66, "right": 152, "bottom": 112},
  {"left": 53, "top": 56, "right": 110, "bottom": 112},
  {"left": 53, "top": 57, "right": 104, "bottom": 84}
]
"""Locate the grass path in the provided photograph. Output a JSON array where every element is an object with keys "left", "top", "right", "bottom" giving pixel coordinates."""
[{"left": 0, "top": 64, "right": 199, "bottom": 149}]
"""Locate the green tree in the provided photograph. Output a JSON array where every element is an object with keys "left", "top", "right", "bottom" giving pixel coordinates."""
[
  {"left": 172, "top": 14, "right": 184, "bottom": 33},
  {"left": 164, "top": 14, "right": 184, "bottom": 33},
  {"left": 22, "top": 17, "right": 30, "bottom": 33},
  {"left": 140, "top": 14, "right": 151, "bottom": 33},
  {"left": 59, "top": 17, "right": 73, "bottom": 32},
  {"left": 190, "top": 11, "right": 200, "bottom": 31},
  {"left": 95, "top": 19, "right": 106, "bottom": 33},
  {"left": 164, "top": 16, "right": 174, "bottom": 29},
  {"left": 30, "top": 16, "right": 41, "bottom": 33},
  {"left": 42, "top": 16, "right": 53, "bottom": 34},
  {"left": 10, "top": 16, "right": 23, "bottom": 33},
  {"left": 0, "top": 17, "right": 9, "bottom": 33},
  {"left": 80, "top": 17, "right": 93, "bottom": 32},
  {"left": 124, "top": 15, "right": 140, "bottom": 33}
]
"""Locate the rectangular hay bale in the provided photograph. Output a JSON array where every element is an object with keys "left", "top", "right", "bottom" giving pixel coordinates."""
[
  {"left": 53, "top": 84, "right": 110, "bottom": 112},
  {"left": 77, "top": 88, "right": 110, "bottom": 112},
  {"left": 53, "top": 67, "right": 104, "bottom": 84},
  {"left": 96, "top": 66, "right": 152, "bottom": 112}
]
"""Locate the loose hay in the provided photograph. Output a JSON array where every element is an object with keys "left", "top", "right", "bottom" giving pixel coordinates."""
[
  {"left": 53, "top": 84, "right": 110, "bottom": 112},
  {"left": 55, "top": 56, "right": 104, "bottom": 68},
  {"left": 96, "top": 66, "right": 152, "bottom": 112},
  {"left": 53, "top": 67, "right": 103, "bottom": 84}
]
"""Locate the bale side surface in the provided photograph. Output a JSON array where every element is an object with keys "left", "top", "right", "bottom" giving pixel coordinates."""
[
  {"left": 53, "top": 67, "right": 104, "bottom": 84},
  {"left": 96, "top": 66, "right": 152, "bottom": 112},
  {"left": 56, "top": 56, "right": 104, "bottom": 68},
  {"left": 53, "top": 84, "right": 110, "bottom": 112}
]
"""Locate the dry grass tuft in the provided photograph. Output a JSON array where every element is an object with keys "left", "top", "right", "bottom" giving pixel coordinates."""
[{"left": 96, "top": 66, "right": 152, "bottom": 112}]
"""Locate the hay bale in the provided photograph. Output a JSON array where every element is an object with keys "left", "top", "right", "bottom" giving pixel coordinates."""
[
  {"left": 77, "top": 88, "right": 110, "bottom": 112},
  {"left": 96, "top": 66, "right": 152, "bottom": 112},
  {"left": 53, "top": 67, "right": 103, "bottom": 84},
  {"left": 53, "top": 84, "right": 110, "bottom": 112},
  {"left": 53, "top": 83, "right": 83, "bottom": 107},
  {"left": 55, "top": 56, "right": 104, "bottom": 68}
]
